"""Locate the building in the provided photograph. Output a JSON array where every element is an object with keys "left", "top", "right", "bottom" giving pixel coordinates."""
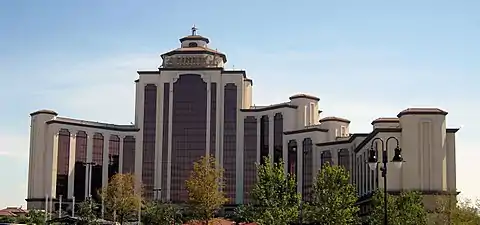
[{"left": 26, "top": 27, "right": 459, "bottom": 211}]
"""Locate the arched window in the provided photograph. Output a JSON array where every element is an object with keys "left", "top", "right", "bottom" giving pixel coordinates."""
[
  {"left": 288, "top": 140, "right": 297, "bottom": 176},
  {"left": 321, "top": 150, "right": 332, "bottom": 166},
  {"left": 188, "top": 42, "right": 198, "bottom": 47},
  {"left": 338, "top": 149, "right": 350, "bottom": 170}
]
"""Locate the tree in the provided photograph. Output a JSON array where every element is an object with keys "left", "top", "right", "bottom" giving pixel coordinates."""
[
  {"left": 100, "top": 173, "right": 142, "bottom": 224},
  {"left": 185, "top": 155, "right": 228, "bottom": 224},
  {"left": 142, "top": 201, "right": 181, "bottom": 225},
  {"left": 0, "top": 216, "right": 15, "bottom": 223},
  {"left": 27, "top": 209, "right": 46, "bottom": 225},
  {"left": 244, "top": 157, "right": 300, "bottom": 225},
  {"left": 305, "top": 163, "right": 359, "bottom": 225},
  {"left": 430, "top": 195, "right": 480, "bottom": 225},
  {"left": 77, "top": 198, "right": 99, "bottom": 225},
  {"left": 368, "top": 191, "right": 427, "bottom": 225}
]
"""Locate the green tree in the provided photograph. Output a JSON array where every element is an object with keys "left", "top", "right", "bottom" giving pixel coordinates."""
[
  {"left": 368, "top": 190, "right": 427, "bottom": 225},
  {"left": 245, "top": 157, "right": 300, "bottom": 225},
  {"left": 0, "top": 216, "right": 15, "bottom": 223},
  {"left": 142, "top": 201, "right": 180, "bottom": 225},
  {"left": 77, "top": 199, "right": 99, "bottom": 225},
  {"left": 185, "top": 155, "right": 228, "bottom": 224},
  {"left": 305, "top": 163, "right": 359, "bottom": 225},
  {"left": 100, "top": 173, "right": 143, "bottom": 224},
  {"left": 27, "top": 209, "right": 46, "bottom": 225},
  {"left": 15, "top": 215, "right": 29, "bottom": 224},
  {"left": 430, "top": 195, "right": 480, "bottom": 225}
]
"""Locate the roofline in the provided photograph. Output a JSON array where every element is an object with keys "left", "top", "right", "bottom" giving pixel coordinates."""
[
  {"left": 46, "top": 120, "right": 139, "bottom": 132},
  {"left": 284, "top": 127, "right": 328, "bottom": 135},
  {"left": 315, "top": 133, "right": 369, "bottom": 147},
  {"left": 240, "top": 104, "right": 297, "bottom": 112}
]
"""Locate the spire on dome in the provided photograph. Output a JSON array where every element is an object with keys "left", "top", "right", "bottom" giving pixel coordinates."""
[{"left": 191, "top": 24, "right": 198, "bottom": 36}]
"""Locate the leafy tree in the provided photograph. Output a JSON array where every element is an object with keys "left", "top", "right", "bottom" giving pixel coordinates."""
[
  {"left": 77, "top": 198, "right": 99, "bottom": 225},
  {"left": 100, "top": 173, "right": 142, "bottom": 224},
  {"left": 27, "top": 209, "right": 46, "bottom": 225},
  {"left": 185, "top": 155, "right": 228, "bottom": 224},
  {"left": 142, "top": 201, "right": 181, "bottom": 225},
  {"left": 305, "top": 163, "right": 359, "bottom": 225},
  {"left": 0, "top": 216, "right": 15, "bottom": 223},
  {"left": 242, "top": 157, "right": 300, "bottom": 225},
  {"left": 15, "top": 215, "right": 29, "bottom": 224},
  {"left": 368, "top": 190, "right": 427, "bottom": 225},
  {"left": 430, "top": 195, "right": 480, "bottom": 225}
]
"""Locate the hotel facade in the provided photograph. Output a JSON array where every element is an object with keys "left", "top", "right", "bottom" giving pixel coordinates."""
[{"left": 27, "top": 30, "right": 459, "bottom": 212}]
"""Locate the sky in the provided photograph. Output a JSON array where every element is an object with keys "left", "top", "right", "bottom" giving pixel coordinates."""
[{"left": 0, "top": 0, "right": 479, "bottom": 208}]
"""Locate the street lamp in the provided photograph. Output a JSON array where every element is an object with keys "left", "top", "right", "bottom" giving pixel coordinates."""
[{"left": 367, "top": 137, "right": 404, "bottom": 225}]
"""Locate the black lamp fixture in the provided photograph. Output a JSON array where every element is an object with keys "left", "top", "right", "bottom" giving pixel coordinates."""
[{"left": 366, "top": 137, "right": 404, "bottom": 225}]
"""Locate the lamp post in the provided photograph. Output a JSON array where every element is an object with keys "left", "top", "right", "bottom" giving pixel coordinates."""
[
  {"left": 367, "top": 137, "right": 404, "bottom": 225},
  {"left": 84, "top": 162, "right": 95, "bottom": 208}
]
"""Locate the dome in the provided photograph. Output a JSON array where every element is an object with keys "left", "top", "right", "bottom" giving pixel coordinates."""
[{"left": 160, "top": 25, "right": 227, "bottom": 68}]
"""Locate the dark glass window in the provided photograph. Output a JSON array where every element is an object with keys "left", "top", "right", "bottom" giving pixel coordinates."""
[
  {"left": 108, "top": 135, "right": 120, "bottom": 180},
  {"left": 260, "top": 115, "right": 269, "bottom": 164},
  {"left": 287, "top": 140, "right": 297, "bottom": 178},
  {"left": 91, "top": 133, "right": 104, "bottom": 202},
  {"left": 302, "top": 138, "right": 313, "bottom": 201},
  {"left": 143, "top": 84, "right": 157, "bottom": 199},
  {"left": 188, "top": 42, "right": 198, "bottom": 47},
  {"left": 243, "top": 116, "right": 257, "bottom": 203},
  {"left": 171, "top": 74, "right": 207, "bottom": 203},
  {"left": 223, "top": 83, "right": 237, "bottom": 203},
  {"left": 210, "top": 83, "right": 217, "bottom": 158},
  {"left": 74, "top": 131, "right": 87, "bottom": 201},
  {"left": 320, "top": 150, "right": 332, "bottom": 166},
  {"left": 161, "top": 83, "right": 170, "bottom": 200},
  {"left": 338, "top": 149, "right": 350, "bottom": 170},
  {"left": 273, "top": 113, "right": 283, "bottom": 164},
  {"left": 56, "top": 129, "right": 70, "bottom": 198},
  {"left": 122, "top": 136, "right": 136, "bottom": 174}
]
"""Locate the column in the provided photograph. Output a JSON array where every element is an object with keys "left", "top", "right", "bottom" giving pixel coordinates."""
[
  {"left": 331, "top": 149, "right": 338, "bottom": 166},
  {"left": 118, "top": 135, "right": 125, "bottom": 173},
  {"left": 155, "top": 82, "right": 164, "bottom": 194},
  {"left": 102, "top": 134, "right": 110, "bottom": 188},
  {"left": 166, "top": 80, "right": 174, "bottom": 200},
  {"left": 50, "top": 132, "right": 60, "bottom": 197},
  {"left": 85, "top": 131, "right": 93, "bottom": 198},
  {"left": 282, "top": 137, "right": 289, "bottom": 174},
  {"left": 268, "top": 114, "right": 274, "bottom": 164},
  {"left": 297, "top": 139, "right": 303, "bottom": 194},
  {"left": 67, "top": 131, "right": 77, "bottom": 199}
]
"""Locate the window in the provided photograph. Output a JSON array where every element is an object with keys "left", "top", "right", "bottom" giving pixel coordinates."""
[
  {"left": 188, "top": 42, "right": 198, "bottom": 47},
  {"left": 341, "top": 126, "right": 347, "bottom": 137}
]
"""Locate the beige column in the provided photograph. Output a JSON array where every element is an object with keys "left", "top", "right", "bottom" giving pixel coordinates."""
[
  {"left": 297, "top": 139, "right": 303, "bottom": 193},
  {"left": 67, "top": 131, "right": 77, "bottom": 199},
  {"left": 166, "top": 80, "right": 174, "bottom": 200},
  {"left": 102, "top": 134, "right": 110, "bottom": 188},
  {"left": 118, "top": 135, "right": 125, "bottom": 173},
  {"left": 155, "top": 82, "right": 164, "bottom": 193},
  {"left": 331, "top": 149, "right": 338, "bottom": 166},
  {"left": 268, "top": 114, "right": 274, "bottom": 164},
  {"left": 50, "top": 132, "right": 60, "bottom": 197},
  {"left": 282, "top": 137, "right": 288, "bottom": 174}
]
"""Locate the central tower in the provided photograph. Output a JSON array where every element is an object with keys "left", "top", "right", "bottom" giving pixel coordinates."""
[{"left": 135, "top": 27, "right": 252, "bottom": 203}]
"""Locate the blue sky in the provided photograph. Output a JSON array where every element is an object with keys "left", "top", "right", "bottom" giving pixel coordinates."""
[{"left": 0, "top": 0, "right": 478, "bottom": 208}]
